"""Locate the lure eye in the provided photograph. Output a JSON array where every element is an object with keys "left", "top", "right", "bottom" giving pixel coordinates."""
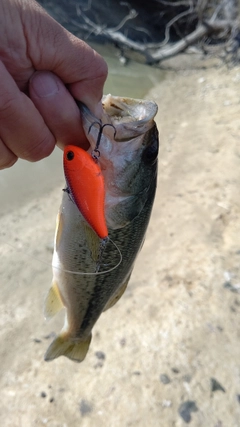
[{"left": 66, "top": 151, "right": 74, "bottom": 161}]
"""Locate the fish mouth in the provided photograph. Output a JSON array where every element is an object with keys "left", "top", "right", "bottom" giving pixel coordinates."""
[
  {"left": 77, "top": 95, "right": 158, "bottom": 142},
  {"left": 102, "top": 94, "right": 158, "bottom": 125}
]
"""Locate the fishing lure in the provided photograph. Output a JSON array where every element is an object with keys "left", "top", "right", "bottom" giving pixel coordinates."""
[{"left": 63, "top": 145, "right": 108, "bottom": 239}]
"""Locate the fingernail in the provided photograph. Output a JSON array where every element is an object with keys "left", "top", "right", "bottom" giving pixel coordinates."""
[{"left": 30, "top": 72, "right": 60, "bottom": 98}]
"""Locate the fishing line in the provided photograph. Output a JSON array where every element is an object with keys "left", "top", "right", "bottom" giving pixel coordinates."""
[
  {"left": 53, "top": 238, "right": 123, "bottom": 276},
  {"left": 1, "top": 237, "right": 123, "bottom": 276}
]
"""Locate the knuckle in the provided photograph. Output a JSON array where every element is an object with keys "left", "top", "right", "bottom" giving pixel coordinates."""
[
  {"left": 22, "top": 133, "right": 55, "bottom": 162},
  {"left": 0, "top": 94, "right": 17, "bottom": 120}
]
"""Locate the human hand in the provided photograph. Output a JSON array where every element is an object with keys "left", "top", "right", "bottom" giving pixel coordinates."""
[{"left": 0, "top": 0, "right": 107, "bottom": 169}]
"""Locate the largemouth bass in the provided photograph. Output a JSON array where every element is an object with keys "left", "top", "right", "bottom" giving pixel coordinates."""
[{"left": 44, "top": 95, "right": 159, "bottom": 362}]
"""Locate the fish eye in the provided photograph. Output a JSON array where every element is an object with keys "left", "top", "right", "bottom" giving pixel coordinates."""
[{"left": 66, "top": 151, "right": 74, "bottom": 161}]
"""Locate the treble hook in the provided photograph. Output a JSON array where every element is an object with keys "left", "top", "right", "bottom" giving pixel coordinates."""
[{"left": 88, "top": 121, "right": 117, "bottom": 161}]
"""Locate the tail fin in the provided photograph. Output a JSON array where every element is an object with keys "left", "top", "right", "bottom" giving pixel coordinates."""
[{"left": 44, "top": 334, "right": 92, "bottom": 363}]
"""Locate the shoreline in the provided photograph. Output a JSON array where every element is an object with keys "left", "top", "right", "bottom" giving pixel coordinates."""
[{"left": 1, "top": 61, "right": 240, "bottom": 426}]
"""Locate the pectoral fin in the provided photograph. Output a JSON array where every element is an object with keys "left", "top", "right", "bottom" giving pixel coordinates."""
[
  {"left": 44, "top": 281, "right": 64, "bottom": 320},
  {"left": 55, "top": 212, "right": 63, "bottom": 251},
  {"left": 103, "top": 274, "right": 131, "bottom": 311},
  {"left": 44, "top": 333, "right": 92, "bottom": 363},
  {"left": 83, "top": 222, "right": 100, "bottom": 262}
]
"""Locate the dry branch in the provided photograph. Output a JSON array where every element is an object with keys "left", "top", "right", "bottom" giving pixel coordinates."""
[{"left": 148, "top": 19, "right": 232, "bottom": 63}]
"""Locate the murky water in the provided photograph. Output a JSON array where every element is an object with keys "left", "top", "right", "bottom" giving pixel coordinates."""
[{"left": 0, "top": 44, "right": 164, "bottom": 217}]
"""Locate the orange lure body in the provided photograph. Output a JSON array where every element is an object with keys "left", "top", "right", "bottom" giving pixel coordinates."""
[{"left": 63, "top": 145, "right": 108, "bottom": 239}]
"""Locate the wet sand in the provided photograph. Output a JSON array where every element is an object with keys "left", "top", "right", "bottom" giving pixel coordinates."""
[{"left": 0, "top": 60, "right": 240, "bottom": 426}]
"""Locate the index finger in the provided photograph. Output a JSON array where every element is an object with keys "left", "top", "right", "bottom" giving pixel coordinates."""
[{"left": 0, "top": 60, "right": 55, "bottom": 162}]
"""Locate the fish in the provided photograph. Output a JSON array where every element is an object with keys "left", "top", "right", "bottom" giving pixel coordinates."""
[{"left": 44, "top": 94, "right": 159, "bottom": 363}]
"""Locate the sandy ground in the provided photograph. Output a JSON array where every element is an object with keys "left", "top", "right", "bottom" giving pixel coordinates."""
[{"left": 0, "top": 60, "right": 240, "bottom": 426}]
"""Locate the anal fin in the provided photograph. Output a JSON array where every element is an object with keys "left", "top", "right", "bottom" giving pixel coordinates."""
[{"left": 44, "top": 280, "right": 64, "bottom": 320}]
